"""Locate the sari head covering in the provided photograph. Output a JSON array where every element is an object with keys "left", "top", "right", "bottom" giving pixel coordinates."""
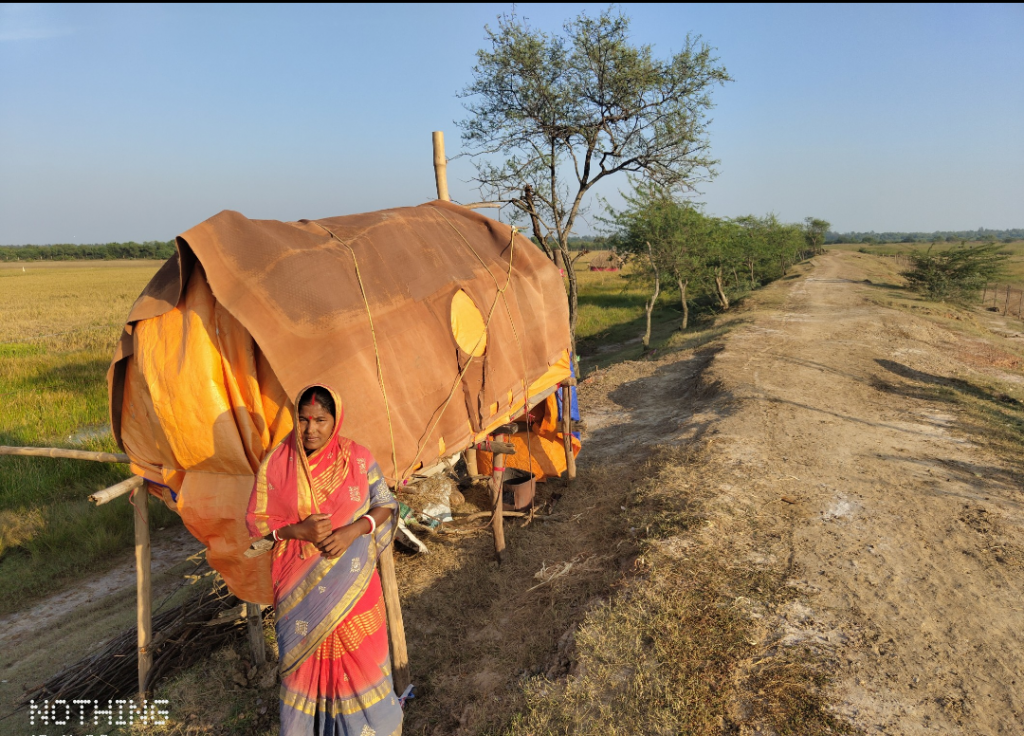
[{"left": 246, "top": 384, "right": 402, "bottom": 736}]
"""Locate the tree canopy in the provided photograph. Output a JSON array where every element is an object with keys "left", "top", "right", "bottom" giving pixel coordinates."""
[{"left": 459, "top": 8, "right": 731, "bottom": 348}]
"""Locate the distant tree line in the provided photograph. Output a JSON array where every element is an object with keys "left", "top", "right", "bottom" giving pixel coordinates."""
[
  {"left": 826, "top": 228, "right": 1023, "bottom": 245},
  {"left": 0, "top": 240, "right": 176, "bottom": 261}
]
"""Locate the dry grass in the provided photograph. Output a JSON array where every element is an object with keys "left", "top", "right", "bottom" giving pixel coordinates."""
[{"left": 500, "top": 440, "right": 856, "bottom": 736}]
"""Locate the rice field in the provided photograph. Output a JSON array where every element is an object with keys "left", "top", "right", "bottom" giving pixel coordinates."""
[{"left": 0, "top": 261, "right": 179, "bottom": 613}]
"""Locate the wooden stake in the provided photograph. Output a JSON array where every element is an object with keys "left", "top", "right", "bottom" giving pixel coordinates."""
[
  {"left": 561, "top": 383, "right": 577, "bottom": 483},
  {"left": 246, "top": 603, "right": 266, "bottom": 666},
  {"left": 1005, "top": 284, "right": 1011, "bottom": 316},
  {"left": 465, "top": 448, "right": 478, "bottom": 477},
  {"left": 1017, "top": 289, "right": 1022, "bottom": 320},
  {"left": 134, "top": 484, "right": 152, "bottom": 698},
  {"left": 90, "top": 475, "right": 144, "bottom": 505},
  {"left": 0, "top": 445, "right": 129, "bottom": 463},
  {"left": 490, "top": 435, "right": 507, "bottom": 563},
  {"left": 432, "top": 131, "right": 450, "bottom": 202},
  {"left": 378, "top": 545, "right": 410, "bottom": 693}
]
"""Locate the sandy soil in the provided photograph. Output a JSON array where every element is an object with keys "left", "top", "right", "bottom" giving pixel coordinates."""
[{"left": 695, "top": 252, "right": 1024, "bottom": 733}]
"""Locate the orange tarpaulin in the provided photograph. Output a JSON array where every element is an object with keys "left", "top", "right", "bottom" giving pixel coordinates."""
[
  {"left": 475, "top": 392, "right": 580, "bottom": 481},
  {"left": 109, "top": 202, "right": 575, "bottom": 602}
]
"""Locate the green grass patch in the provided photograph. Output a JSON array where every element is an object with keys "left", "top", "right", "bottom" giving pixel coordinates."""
[{"left": 574, "top": 263, "right": 760, "bottom": 375}]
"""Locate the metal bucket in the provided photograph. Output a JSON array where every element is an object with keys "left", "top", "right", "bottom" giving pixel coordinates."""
[{"left": 501, "top": 468, "right": 536, "bottom": 511}]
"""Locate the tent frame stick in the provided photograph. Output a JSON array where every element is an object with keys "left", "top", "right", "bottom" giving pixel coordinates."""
[
  {"left": 432, "top": 131, "right": 450, "bottom": 202},
  {"left": 490, "top": 435, "right": 507, "bottom": 563},
  {"left": 134, "top": 484, "right": 153, "bottom": 698},
  {"left": 378, "top": 545, "right": 410, "bottom": 693},
  {"left": 561, "top": 382, "right": 577, "bottom": 483},
  {"left": 0, "top": 445, "right": 129, "bottom": 463}
]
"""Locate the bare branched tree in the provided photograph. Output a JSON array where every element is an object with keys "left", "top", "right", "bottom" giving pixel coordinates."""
[{"left": 458, "top": 9, "right": 732, "bottom": 352}]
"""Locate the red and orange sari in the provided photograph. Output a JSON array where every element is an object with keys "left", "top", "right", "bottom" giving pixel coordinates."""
[{"left": 246, "top": 385, "right": 402, "bottom": 736}]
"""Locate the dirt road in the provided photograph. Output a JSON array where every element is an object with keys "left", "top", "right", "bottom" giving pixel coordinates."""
[{"left": 697, "top": 252, "right": 1024, "bottom": 733}]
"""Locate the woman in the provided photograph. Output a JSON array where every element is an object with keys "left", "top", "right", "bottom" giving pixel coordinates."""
[{"left": 246, "top": 384, "right": 403, "bottom": 736}]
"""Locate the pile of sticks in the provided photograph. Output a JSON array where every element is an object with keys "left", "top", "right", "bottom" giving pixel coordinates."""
[{"left": 22, "top": 577, "right": 256, "bottom": 705}]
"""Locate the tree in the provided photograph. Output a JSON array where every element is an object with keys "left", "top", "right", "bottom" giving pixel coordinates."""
[
  {"left": 804, "top": 217, "right": 831, "bottom": 254},
  {"left": 701, "top": 217, "right": 739, "bottom": 310},
  {"left": 904, "top": 243, "right": 1008, "bottom": 302},
  {"left": 459, "top": 9, "right": 731, "bottom": 352},
  {"left": 607, "top": 184, "right": 673, "bottom": 349}
]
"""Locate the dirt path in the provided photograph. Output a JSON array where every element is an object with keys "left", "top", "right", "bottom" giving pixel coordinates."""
[
  {"left": 701, "top": 252, "right": 1024, "bottom": 733},
  {"left": 0, "top": 526, "right": 203, "bottom": 726}
]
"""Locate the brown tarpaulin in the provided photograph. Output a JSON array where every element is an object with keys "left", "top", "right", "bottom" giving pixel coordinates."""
[{"left": 108, "top": 201, "right": 572, "bottom": 602}]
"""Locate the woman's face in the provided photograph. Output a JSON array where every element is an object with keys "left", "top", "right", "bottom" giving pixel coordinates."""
[{"left": 298, "top": 401, "right": 335, "bottom": 453}]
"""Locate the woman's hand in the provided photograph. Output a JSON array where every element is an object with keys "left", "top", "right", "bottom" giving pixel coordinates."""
[
  {"left": 282, "top": 513, "right": 332, "bottom": 544},
  {"left": 317, "top": 523, "right": 363, "bottom": 559}
]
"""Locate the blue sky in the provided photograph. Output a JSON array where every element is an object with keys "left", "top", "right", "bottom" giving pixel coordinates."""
[{"left": 1, "top": 3, "right": 1021, "bottom": 244}]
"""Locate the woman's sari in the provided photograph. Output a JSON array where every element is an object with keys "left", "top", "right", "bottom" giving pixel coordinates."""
[{"left": 246, "top": 385, "right": 402, "bottom": 736}]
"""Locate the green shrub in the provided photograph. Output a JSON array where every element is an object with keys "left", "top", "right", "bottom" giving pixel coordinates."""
[{"left": 904, "top": 243, "right": 1008, "bottom": 302}]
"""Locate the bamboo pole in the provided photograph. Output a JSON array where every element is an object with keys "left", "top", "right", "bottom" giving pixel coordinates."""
[
  {"left": 134, "top": 483, "right": 153, "bottom": 698},
  {"left": 561, "top": 383, "right": 577, "bottom": 483},
  {"left": 464, "top": 448, "right": 478, "bottom": 477},
  {"left": 490, "top": 434, "right": 507, "bottom": 563},
  {"left": 90, "top": 475, "right": 144, "bottom": 505},
  {"left": 0, "top": 445, "right": 129, "bottom": 463},
  {"left": 460, "top": 201, "right": 502, "bottom": 209},
  {"left": 378, "top": 546, "right": 410, "bottom": 693},
  {"left": 432, "top": 131, "right": 450, "bottom": 202}
]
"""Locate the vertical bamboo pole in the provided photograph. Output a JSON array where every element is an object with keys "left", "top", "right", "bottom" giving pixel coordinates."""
[
  {"left": 378, "top": 545, "right": 410, "bottom": 693},
  {"left": 246, "top": 603, "right": 266, "bottom": 666},
  {"left": 465, "top": 448, "right": 478, "bottom": 477},
  {"left": 561, "top": 382, "right": 577, "bottom": 483},
  {"left": 432, "top": 131, "right": 450, "bottom": 202},
  {"left": 134, "top": 483, "right": 152, "bottom": 697},
  {"left": 490, "top": 436, "right": 507, "bottom": 563}
]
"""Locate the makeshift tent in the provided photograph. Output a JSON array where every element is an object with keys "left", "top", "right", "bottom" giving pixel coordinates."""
[{"left": 108, "top": 201, "right": 574, "bottom": 604}]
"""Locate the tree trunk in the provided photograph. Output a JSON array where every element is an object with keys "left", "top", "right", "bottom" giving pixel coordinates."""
[
  {"left": 749, "top": 258, "right": 755, "bottom": 288},
  {"left": 643, "top": 241, "right": 660, "bottom": 349},
  {"left": 732, "top": 267, "right": 740, "bottom": 288},
  {"left": 523, "top": 185, "right": 554, "bottom": 262},
  {"left": 714, "top": 268, "right": 729, "bottom": 310},
  {"left": 561, "top": 241, "right": 579, "bottom": 358},
  {"left": 644, "top": 276, "right": 660, "bottom": 349},
  {"left": 678, "top": 278, "right": 689, "bottom": 330}
]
